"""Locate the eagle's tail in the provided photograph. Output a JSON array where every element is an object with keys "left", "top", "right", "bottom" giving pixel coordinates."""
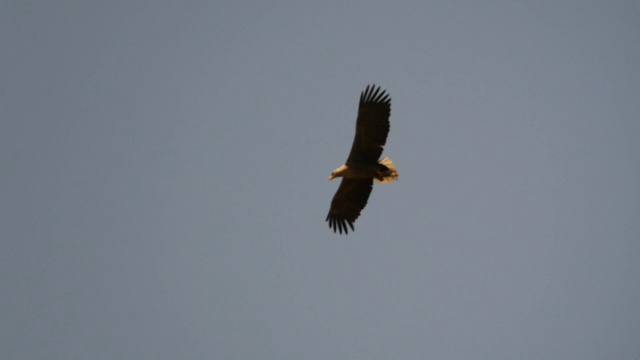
[{"left": 375, "top": 157, "right": 398, "bottom": 184}]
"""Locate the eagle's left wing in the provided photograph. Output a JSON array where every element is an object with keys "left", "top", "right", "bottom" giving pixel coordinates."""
[{"left": 346, "top": 85, "right": 391, "bottom": 165}]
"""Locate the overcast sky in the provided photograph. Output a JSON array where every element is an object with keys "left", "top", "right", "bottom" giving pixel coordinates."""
[{"left": 2, "top": 1, "right": 639, "bottom": 359}]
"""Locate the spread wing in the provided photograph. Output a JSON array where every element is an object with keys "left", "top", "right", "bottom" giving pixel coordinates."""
[
  {"left": 346, "top": 85, "right": 391, "bottom": 165},
  {"left": 326, "top": 178, "right": 373, "bottom": 234}
]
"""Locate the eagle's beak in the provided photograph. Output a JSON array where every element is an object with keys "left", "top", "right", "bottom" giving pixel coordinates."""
[{"left": 329, "top": 174, "right": 335, "bottom": 181}]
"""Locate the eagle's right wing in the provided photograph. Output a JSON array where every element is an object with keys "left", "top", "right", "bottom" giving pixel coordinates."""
[{"left": 326, "top": 178, "right": 373, "bottom": 234}]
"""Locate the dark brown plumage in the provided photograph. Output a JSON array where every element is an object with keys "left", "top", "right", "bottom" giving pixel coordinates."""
[{"left": 326, "top": 85, "right": 398, "bottom": 234}]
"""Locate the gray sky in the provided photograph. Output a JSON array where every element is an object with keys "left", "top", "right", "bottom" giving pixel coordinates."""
[{"left": 2, "top": 1, "right": 639, "bottom": 359}]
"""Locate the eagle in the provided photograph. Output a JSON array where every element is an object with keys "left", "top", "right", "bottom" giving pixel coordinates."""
[{"left": 326, "top": 85, "right": 398, "bottom": 234}]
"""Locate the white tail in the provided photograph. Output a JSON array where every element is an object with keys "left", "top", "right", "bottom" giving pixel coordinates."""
[{"left": 375, "top": 157, "right": 398, "bottom": 184}]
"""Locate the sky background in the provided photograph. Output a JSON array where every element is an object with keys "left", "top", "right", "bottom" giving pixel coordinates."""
[{"left": 2, "top": 1, "right": 639, "bottom": 359}]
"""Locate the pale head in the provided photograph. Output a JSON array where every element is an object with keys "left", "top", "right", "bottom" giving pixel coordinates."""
[{"left": 329, "top": 164, "right": 349, "bottom": 181}]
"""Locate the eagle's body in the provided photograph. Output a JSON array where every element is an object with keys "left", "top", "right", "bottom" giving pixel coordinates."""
[{"left": 326, "top": 85, "right": 398, "bottom": 234}]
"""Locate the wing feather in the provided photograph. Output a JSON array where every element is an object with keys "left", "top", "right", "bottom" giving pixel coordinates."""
[
  {"left": 326, "top": 178, "right": 373, "bottom": 234},
  {"left": 346, "top": 85, "right": 391, "bottom": 165}
]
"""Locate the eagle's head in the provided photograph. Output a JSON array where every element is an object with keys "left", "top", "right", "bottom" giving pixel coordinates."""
[{"left": 329, "top": 164, "right": 349, "bottom": 181}]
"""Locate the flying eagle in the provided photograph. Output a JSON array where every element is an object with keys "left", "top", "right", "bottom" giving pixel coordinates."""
[{"left": 326, "top": 85, "right": 398, "bottom": 234}]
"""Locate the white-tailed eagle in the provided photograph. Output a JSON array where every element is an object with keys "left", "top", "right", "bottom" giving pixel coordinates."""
[{"left": 326, "top": 85, "right": 398, "bottom": 234}]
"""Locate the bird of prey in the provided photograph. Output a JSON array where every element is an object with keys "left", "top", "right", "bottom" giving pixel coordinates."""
[{"left": 326, "top": 85, "right": 398, "bottom": 234}]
